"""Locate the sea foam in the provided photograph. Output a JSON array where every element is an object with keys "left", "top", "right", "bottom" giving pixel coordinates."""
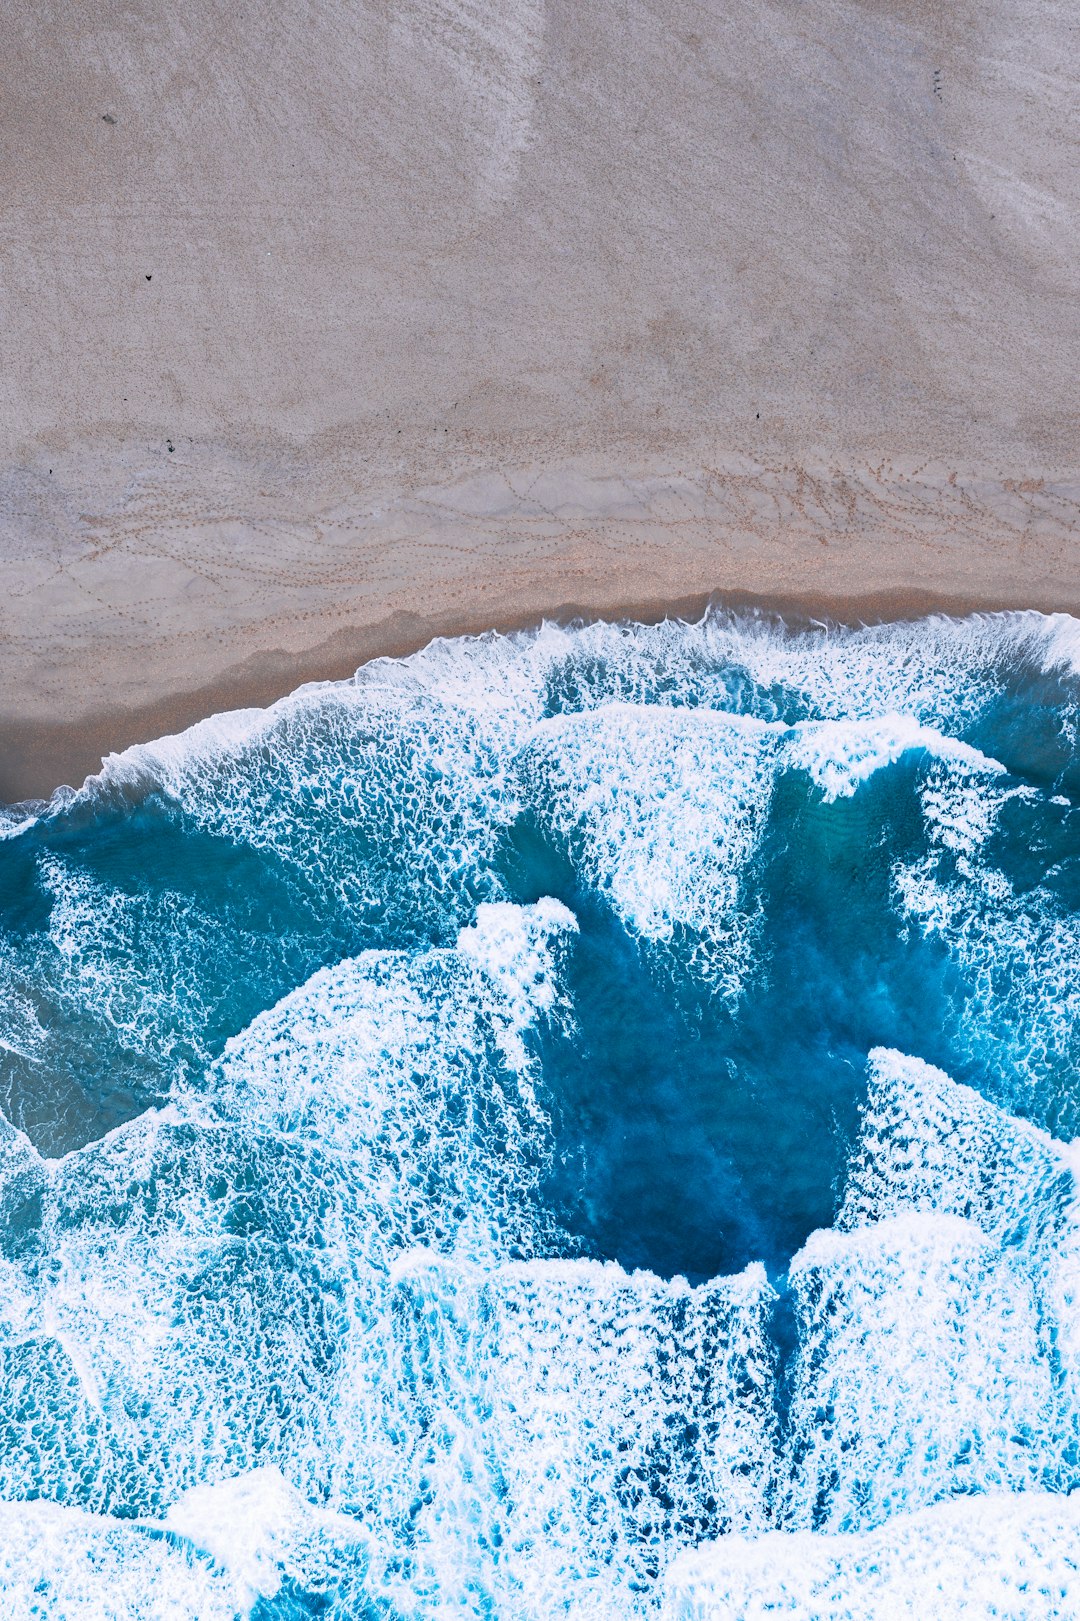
[{"left": 1, "top": 609, "right": 1079, "bottom": 1615}]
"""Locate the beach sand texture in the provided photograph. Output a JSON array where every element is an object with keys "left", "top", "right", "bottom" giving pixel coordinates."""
[{"left": 2, "top": 0, "right": 1078, "bottom": 798}]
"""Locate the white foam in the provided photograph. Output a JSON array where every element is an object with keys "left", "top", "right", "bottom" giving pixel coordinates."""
[
  {"left": 62, "top": 607, "right": 1053, "bottom": 866},
  {"left": 0, "top": 1113, "right": 46, "bottom": 1341},
  {"left": 206, "top": 897, "right": 572, "bottom": 1252},
  {"left": 0, "top": 810, "right": 39, "bottom": 841},
  {"left": 5, "top": 607, "right": 1079, "bottom": 1612},
  {"left": 841, "top": 1047, "right": 1080, "bottom": 1461},
  {"left": 666, "top": 1490, "right": 1080, "bottom": 1619},
  {"left": 785, "top": 713, "right": 1004, "bottom": 801},
  {"left": 456, "top": 896, "right": 577, "bottom": 1065},
  {"left": 893, "top": 850, "right": 1080, "bottom": 1126},
  {"left": 784, "top": 1213, "right": 1058, "bottom": 1531},
  {"left": 161, "top": 1466, "right": 368, "bottom": 1606},
  {"left": 28, "top": 611, "right": 1048, "bottom": 1030},
  {"left": 0, "top": 1497, "right": 237, "bottom": 1620},
  {"left": 841, "top": 1047, "right": 1074, "bottom": 1247},
  {"left": 1039, "top": 611, "right": 1080, "bottom": 678},
  {"left": 32, "top": 905, "right": 569, "bottom": 1517},
  {"left": 76, "top": 634, "right": 546, "bottom": 933},
  {"left": 694, "top": 608, "right": 1050, "bottom": 730},
  {"left": 529, "top": 702, "right": 781, "bottom": 995},
  {"left": 0, "top": 1471, "right": 368, "bottom": 1619},
  {"left": 0, "top": 850, "right": 312, "bottom": 1154},
  {"left": 382, "top": 1251, "right": 776, "bottom": 1617},
  {"left": 0, "top": 895, "right": 790, "bottom": 1614},
  {"left": 27, "top": 609, "right": 1058, "bottom": 1029},
  {"left": 40, "top": 856, "right": 220, "bottom": 1065},
  {"left": 918, "top": 759, "right": 1034, "bottom": 854}
]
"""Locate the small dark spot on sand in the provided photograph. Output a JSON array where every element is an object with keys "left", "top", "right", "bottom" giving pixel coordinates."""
[
  {"left": 102, "top": 113, "right": 116, "bottom": 125},
  {"left": 145, "top": 274, "right": 152, "bottom": 281},
  {"left": 167, "top": 441, "right": 174, "bottom": 453}
]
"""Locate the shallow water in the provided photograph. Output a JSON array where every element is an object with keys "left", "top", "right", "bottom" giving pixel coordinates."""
[{"left": 1, "top": 609, "right": 1079, "bottom": 1616}]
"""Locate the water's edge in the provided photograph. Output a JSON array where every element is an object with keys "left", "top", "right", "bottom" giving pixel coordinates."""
[{"left": 4, "top": 587, "right": 1073, "bottom": 806}]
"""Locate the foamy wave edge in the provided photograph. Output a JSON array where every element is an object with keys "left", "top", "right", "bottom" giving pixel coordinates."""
[{"left": 42, "top": 607, "right": 1077, "bottom": 813}]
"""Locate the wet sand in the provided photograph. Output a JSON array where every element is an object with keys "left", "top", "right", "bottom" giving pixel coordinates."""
[{"left": 2, "top": 0, "right": 1078, "bottom": 799}]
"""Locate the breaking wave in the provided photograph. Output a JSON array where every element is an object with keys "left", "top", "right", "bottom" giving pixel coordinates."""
[{"left": 1, "top": 608, "right": 1079, "bottom": 1615}]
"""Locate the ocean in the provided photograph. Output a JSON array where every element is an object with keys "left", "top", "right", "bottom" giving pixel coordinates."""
[{"left": 1, "top": 608, "right": 1079, "bottom": 1616}]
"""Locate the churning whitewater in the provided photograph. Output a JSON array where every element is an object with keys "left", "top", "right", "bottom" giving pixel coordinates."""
[{"left": 2, "top": 609, "right": 1080, "bottom": 1618}]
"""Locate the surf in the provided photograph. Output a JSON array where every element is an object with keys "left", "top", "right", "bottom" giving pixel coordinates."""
[{"left": 0, "top": 607, "right": 1078, "bottom": 1616}]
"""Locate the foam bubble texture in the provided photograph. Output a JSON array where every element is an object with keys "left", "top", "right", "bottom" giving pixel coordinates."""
[
  {"left": 0, "top": 904, "right": 577, "bottom": 1520},
  {"left": 0, "top": 899, "right": 781, "bottom": 1613},
  {"left": 78, "top": 609, "right": 1073, "bottom": 942},
  {"left": 783, "top": 1214, "right": 1059, "bottom": 1531},
  {"left": 785, "top": 714, "right": 1004, "bottom": 802},
  {"left": 89, "top": 656, "right": 535, "bottom": 939},
  {"left": 2, "top": 609, "right": 1079, "bottom": 1614},
  {"left": 0, "top": 1471, "right": 370, "bottom": 1619},
  {"left": 382, "top": 1252, "right": 776, "bottom": 1617},
  {"left": 527, "top": 703, "right": 780, "bottom": 995},
  {"left": 893, "top": 850, "right": 1080, "bottom": 1132},
  {"left": 667, "top": 1490, "right": 1080, "bottom": 1619},
  {"left": 841, "top": 1048, "right": 1076, "bottom": 1251},
  {"left": 841, "top": 1047, "right": 1080, "bottom": 1465},
  {"left": 0, "top": 1498, "right": 237, "bottom": 1621}
]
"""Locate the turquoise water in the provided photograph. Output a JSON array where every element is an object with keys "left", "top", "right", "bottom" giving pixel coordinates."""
[{"left": 1, "top": 609, "right": 1080, "bottom": 1615}]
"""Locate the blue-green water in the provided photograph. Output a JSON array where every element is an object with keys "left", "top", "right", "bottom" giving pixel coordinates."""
[{"left": 1, "top": 610, "right": 1080, "bottom": 1616}]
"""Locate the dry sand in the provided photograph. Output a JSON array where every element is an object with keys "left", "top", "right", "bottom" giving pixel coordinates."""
[{"left": 2, "top": 0, "right": 1078, "bottom": 799}]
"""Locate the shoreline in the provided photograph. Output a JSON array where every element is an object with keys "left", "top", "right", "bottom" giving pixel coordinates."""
[
  {"left": 3, "top": 449, "right": 1079, "bottom": 803},
  {"left": 4, "top": 579, "right": 1074, "bottom": 809},
  {"left": 6, "top": 0, "right": 1079, "bottom": 803}
]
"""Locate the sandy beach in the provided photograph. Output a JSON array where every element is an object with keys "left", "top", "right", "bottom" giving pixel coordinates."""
[{"left": 2, "top": 0, "right": 1078, "bottom": 800}]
